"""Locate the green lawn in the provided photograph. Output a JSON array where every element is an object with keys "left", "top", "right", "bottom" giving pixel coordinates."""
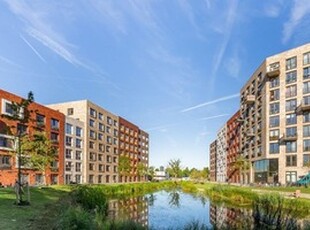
[{"left": 0, "top": 186, "right": 70, "bottom": 230}]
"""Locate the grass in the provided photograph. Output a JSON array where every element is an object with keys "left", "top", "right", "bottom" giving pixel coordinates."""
[{"left": 0, "top": 186, "right": 71, "bottom": 230}]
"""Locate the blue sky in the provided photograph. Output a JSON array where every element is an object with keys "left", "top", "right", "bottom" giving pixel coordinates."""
[{"left": 1, "top": 0, "right": 310, "bottom": 169}]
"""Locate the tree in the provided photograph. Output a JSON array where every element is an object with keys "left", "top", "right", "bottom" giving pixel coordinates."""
[
  {"left": 20, "top": 132, "right": 57, "bottom": 185},
  {"left": 146, "top": 166, "right": 155, "bottom": 181},
  {"left": 118, "top": 155, "right": 131, "bottom": 182},
  {"left": 137, "top": 162, "right": 147, "bottom": 181},
  {"left": 167, "top": 159, "right": 182, "bottom": 179},
  {"left": 233, "top": 155, "right": 250, "bottom": 184},
  {"left": 182, "top": 167, "right": 190, "bottom": 177}
]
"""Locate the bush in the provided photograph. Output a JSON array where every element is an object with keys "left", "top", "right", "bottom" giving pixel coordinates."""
[{"left": 55, "top": 206, "right": 94, "bottom": 230}]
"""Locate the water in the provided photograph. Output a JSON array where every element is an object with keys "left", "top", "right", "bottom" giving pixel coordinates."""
[{"left": 107, "top": 190, "right": 309, "bottom": 229}]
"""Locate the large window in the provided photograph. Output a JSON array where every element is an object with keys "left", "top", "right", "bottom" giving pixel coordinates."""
[
  {"left": 65, "top": 149, "right": 72, "bottom": 159},
  {"left": 76, "top": 151, "right": 81, "bottom": 160},
  {"left": 65, "top": 162, "right": 72, "bottom": 172},
  {"left": 36, "top": 114, "right": 45, "bottom": 126},
  {"left": 89, "top": 119, "right": 95, "bottom": 127},
  {"left": 270, "top": 77, "right": 279, "bottom": 88},
  {"left": 76, "top": 127, "right": 82, "bottom": 137},
  {"left": 286, "top": 113, "right": 297, "bottom": 125},
  {"left": 286, "top": 57, "right": 297, "bottom": 70},
  {"left": 270, "top": 143, "right": 279, "bottom": 154},
  {"left": 66, "top": 124, "right": 73, "bottom": 135},
  {"left": 304, "top": 96, "right": 310, "bottom": 105},
  {"left": 76, "top": 139, "right": 82, "bottom": 148},
  {"left": 286, "top": 171, "right": 297, "bottom": 183},
  {"left": 286, "top": 141, "right": 297, "bottom": 153},
  {"left": 286, "top": 127, "right": 297, "bottom": 137},
  {"left": 286, "top": 155, "right": 297, "bottom": 167},
  {"left": 303, "top": 154, "right": 310, "bottom": 166},
  {"left": 270, "top": 116, "right": 279, "bottom": 127},
  {"left": 270, "top": 89, "right": 280, "bottom": 101},
  {"left": 304, "top": 125, "right": 310, "bottom": 137},
  {"left": 286, "top": 85, "right": 297, "bottom": 98},
  {"left": 304, "top": 82, "right": 310, "bottom": 94},
  {"left": 51, "top": 119, "right": 59, "bottom": 130},
  {"left": 270, "top": 103, "right": 280, "bottom": 114},
  {"left": 90, "top": 108, "right": 97, "bottom": 118},
  {"left": 270, "top": 129, "right": 279, "bottom": 139},
  {"left": 304, "top": 52, "right": 310, "bottom": 65},
  {"left": 76, "top": 163, "right": 81, "bottom": 172},
  {"left": 304, "top": 139, "right": 310, "bottom": 151},
  {"left": 304, "top": 112, "right": 310, "bottom": 123},
  {"left": 286, "top": 99, "right": 297, "bottom": 111},
  {"left": 286, "top": 71, "right": 297, "bottom": 84},
  {"left": 304, "top": 67, "right": 310, "bottom": 80},
  {"left": 65, "top": 137, "right": 72, "bottom": 146}
]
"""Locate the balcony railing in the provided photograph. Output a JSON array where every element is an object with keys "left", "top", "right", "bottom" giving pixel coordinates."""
[
  {"left": 245, "top": 95, "right": 255, "bottom": 104},
  {"left": 280, "top": 133, "right": 298, "bottom": 142},
  {"left": 266, "top": 62, "right": 280, "bottom": 78},
  {"left": 297, "top": 101, "right": 310, "bottom": 112},
  {"left": 269, "top": 136, "right": 279, "bottom": 141}
]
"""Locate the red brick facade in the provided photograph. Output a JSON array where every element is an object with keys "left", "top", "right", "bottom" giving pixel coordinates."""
[
  {"left": 0, "top": 89, "right": 65, "bottom": 186},
  {"left": 226, "top": 111, "right": 241, "bottom": 183},
  {"left": 119, "top": 117, "right": 149, "bottom": 182}
]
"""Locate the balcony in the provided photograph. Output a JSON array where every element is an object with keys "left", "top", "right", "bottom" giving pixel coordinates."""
[
  {"left": 266, "top": 62, "right": 280, "bottom": 78},
  {"left": 296, "top": 101, "right": 310, "bottom": 112},
  {"left": 280, "top": 134, "right": 298, "bottom": 142},
  {"left": 269, "top": 135, "right": 279, "bottom": 141},
  {"left": 246, "top": 131, "right": 255, "bottom": 138},
  {"left": 245, "top": 95, "right": 255, "bottom": 104},
  {"left": 0, "top": 134, "right": 15, "bottom": 151}
]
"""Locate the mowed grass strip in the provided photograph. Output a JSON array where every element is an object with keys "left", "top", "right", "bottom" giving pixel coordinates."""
[{"left": 0, "top": 186, "right": 70, "bottom": 230}]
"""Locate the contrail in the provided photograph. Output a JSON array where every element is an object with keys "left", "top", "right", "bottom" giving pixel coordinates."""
[{"left": 181, "top": 93, "right": 239, "bottom": 113}]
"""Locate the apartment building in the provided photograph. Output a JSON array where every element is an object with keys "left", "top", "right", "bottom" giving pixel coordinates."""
[
  {"left": 226, "top": 111, "right": 241, "bottom": 183},
  {"left": 240, "top": 43, "right": 310, "bottom": 185},
  {"left": 138, "top": 129, "right": 149, "bottom": 181},
  {"left": 0, "top": 89, "right": 65, "bottom": 186},
  {"left": 48, "top": 100, "right": 119, "bottom": 184},
  {"left": 64, "top": 117, "right": 84, "bottom": 184},
  {"left": 209, "top": 140, "right": 217, "bottom": 182},
  {"left": 216, "top": 125, "right": 227, "bottom": 182}
]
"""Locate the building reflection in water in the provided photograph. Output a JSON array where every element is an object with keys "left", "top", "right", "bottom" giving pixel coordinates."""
[
  {"left": 210, "top": 203, "right": 253, "bottom": 229},
  {"left": 108, "top": 196, "right": 149, "bottom": 227}
]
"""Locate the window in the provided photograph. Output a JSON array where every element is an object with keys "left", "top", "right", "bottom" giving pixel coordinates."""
[
  {"left": 304, "top": 52, "right": 310, "bottom": 65},
  {"left": 51, "top": 175, "right": 58, "bottom": 185},
  {"left": 99, "top": 143, "right": 104, "bottom": 152},
  {"left": 66, "top": 124, "right": 73, "bottom": 135},
  {"left": 90, "top": 130, "right": 96, "bottom": 139},
  {"left": 66, "top": 137, "right": 72, "bottom": 146},
  {"left": 35, "top": 174, "right": 43, "bottom": 185},
  {"left": 286, "top": 113, "right": 297, "bottom": 125},
  {"left": 0, "top": 156, "right": 10, "bottom": 166},
  {"left": 304, "top": 112, "right": 310, "bottom": 123},
  {"left": 286, "top": 99, "right": 297, "bottom": 111},
  {"left": 89, "top": 163, "right": 94, "bottom": 171},
  {"left": 98, "top": 154, "right": 103, "bottom": 161},
  {"left": 270, "top": 77, "right": 280, "bottom": 88},
  {"left": 90, "top": 108, "right": 97, "bottom": 118},
  {"left": 286, "top": 71, "right": 297, "bottom": 84},
  {"left": 76, "top": 139, "right": 82, "bottom": 148},
  {"left": 107, "top": 136, "right": 112, "bottom": 144},
  {"left": 114, "top": 129, "right": 118, "bottom": 137},
  {"left": 99, "top": 123, "right": 105, "bottom": 132},
  {"left": 65, "top": 162, "right": 72, "bottom": 171},
  {"left": 65, "top": 175, "right": 71, "bottom": 184},
  {"left": 113, "top": 138, "right": 118, "bottom": 145},
  {"left": 286, "top": 56, "right": 297, "bottom": 70},
  {"left": 36, "top": 114, "right": 45, "bottom": 126},
  {"left": 89, "top": 119, "right": 95, "bottom": 127},
  {"left": 107, "top": 116, "right": 112, "bottom": 125},
  {"left": 98, "top": 133, "right": 103, "bottom": 141},
  {"left": 76, "top": 163, "right": 81, "bottom": 172},
  {"left": 286, "top": 155, "right": 297, "bottom": 167},
  {"left": 270, "top": 143, "right": 279, "bottom": 154},
  {"left": 76, "top": 151, "right": 81, "bottom": 160},
  {"left": 106, "top": 126, "right": 111, "bottom": 134},
  {"left": 99, "top": 164, "right": 104, "bottom": 172},
  {"left": 99, "top": 113, "right": 103, "bottom": 120},
  {"left": 76, "top": 127, "right": 82, "bottom": 137},
  {"left": 98, "top": 175, "right": 102, "bottom": 183},
  {"left": 270, "top": 116, "right": 279, "bottom": 127},
  {"left": 65, "top": 149, "right": 72, "bottom": 159},
  {"left": 286, "top": 141, "right": 297, "bottom": 153},
  {"left": 17, "top": 124, "right": 27, "bottom": 135},
  {"left": 286, "top": 127, "right": 297, "bottom": 137},
  {"left": 114, "top": 120, "right": 118, "bottom": 127},
  {"left": 270, "top": 129, "right": 279, "bottom": 139},
  {"left": 89, "top": 141, "right": 95, "bottom": 149},
  {"left": 304, "top": 67, "right": 310, "bottom": 80},
  {"left": 285, "top": 172, "right": 297, "bottom": 183},
  {"left": 75, "top": 175, "right": 81, "bottom": 184},
  {"left": 1, "top": 99, "right": 24, "bottom": 118},
  {"left": 304, "top": 125, "right": 310, "bottom": 137},
  {"left": 51, "top": 119, "right": 59, "bottom": 130},
  {"left": 270, "top": 103, "right": 279, "bottom": 114},
  {"left": 304, "top": 82, "right": 310, "bottom": 94},
  {"left": 304, "top": 139, "right": 310, "bottom": 151},
  {"left": 67, "top": 108, "right": 74, "bottom": 115},
  {"left": 89, "top": 175, "right": 94, "bottom": 184},
  {"left": 106, "top": 165, "right": 110, "bottom": 172},
  {"left": 90, "top": 152, "right": 96, "bottom": 161},
  {"left": 106, "top": 145, "right": 111, "bottom": 153},
  {"left": 303, "top": 154, "right": 310, "bottom": 166},
  {"left": 51, "top": 132, "right": 58, "bottom": 143},
  {"left": 304, "top": 96, "right": 310, "bottom": 105},
  {"left": 286, "top": 85, "right": 297, "bottom": 97}
]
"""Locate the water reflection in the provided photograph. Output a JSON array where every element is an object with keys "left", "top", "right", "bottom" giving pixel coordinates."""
[{"left": 107, "top": 190, "right": 310, "bottom": 229}]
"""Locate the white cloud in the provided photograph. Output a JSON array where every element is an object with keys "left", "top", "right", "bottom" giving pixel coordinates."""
[
  {"left": 0, "top": 55, "right": 22, "bottom": 68},
  {"left": 181, "top": 93, "right": 239, "bottom": 113},
  {"left": 283, "top": 0, "right": 310, "bottom": 43},
  {"left": 200, "top": 114, "right": 229, "bottom": 120}
]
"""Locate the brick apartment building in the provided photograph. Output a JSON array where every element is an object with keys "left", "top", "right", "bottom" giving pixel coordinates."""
[
  {"left": 226, "top": 111, "right": 241, "bottom": 183},
  {"left": 0, "top": 89, "right": 65, "bottom": 186}
]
